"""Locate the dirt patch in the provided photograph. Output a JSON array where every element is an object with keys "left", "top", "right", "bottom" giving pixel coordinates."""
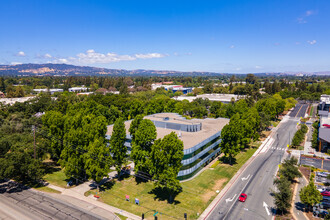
[
  {"left": 201, "top": 178, "right": 228, "bottom": 203},
  {"left": 306, "top": 211, "right": 319, "bottom": 220},
  {"left": 299, "top": 166, "right": 311, "bottom": 180},
  {"left": 275, "top": 213, "right": 294, "bottom": 219}
]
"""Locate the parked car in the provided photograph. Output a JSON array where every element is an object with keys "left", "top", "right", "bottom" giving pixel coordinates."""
[
  {"left": 239, "top": 193, "right": 247, "bottom": 202},
  {"left": 321, "top": 191, "right": 330, "bottom": 197}
]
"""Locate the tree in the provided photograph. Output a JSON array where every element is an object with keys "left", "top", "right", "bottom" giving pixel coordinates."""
[
  {"left": 220, "top": 113, "right": 243, "bottom": 164},
  {"left": 85, "top": 137, "right": 111, "bottom": 185},
  {"left": 109, "top": 118, "right": 127, "bottom": 176},
  {"left": 279, "top": 157, "right": 302, "bottom": 182},
  {"left": 273, "top": 177, "right": 292, "bottom": 214},
  {"left": 300, "top": 181, "right": 322, "bottom": 211},
  {"left": 131, "top": 119, "right": 156, "bottom": 174},
  {"left": 149, "top": 132, "right": 184, "bottom": 203},
  {"left": 129, "top": 114, "right": 144, "bottom": 141},
  {"left": 246, "top": 74, "right": 257, "bottom": 84}
]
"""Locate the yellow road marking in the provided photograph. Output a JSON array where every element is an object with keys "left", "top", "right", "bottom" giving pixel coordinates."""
[{"left": 295, "top": 105, "right": 303, "bottom": 117}]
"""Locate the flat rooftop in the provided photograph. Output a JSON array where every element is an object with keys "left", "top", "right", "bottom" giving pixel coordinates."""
[{"left": 106, "top": 113, "right": 229, "bottom": 150}]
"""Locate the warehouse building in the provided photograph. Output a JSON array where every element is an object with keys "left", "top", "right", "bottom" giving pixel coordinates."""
[{"left": 106, "top": 113, "right": 229, "bottom": 180}]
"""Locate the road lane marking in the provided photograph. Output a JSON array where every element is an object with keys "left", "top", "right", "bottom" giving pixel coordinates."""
[
  {"left": 241, "top": 174, "right": 250, "bottom": 181},
  {"left": 223, "top": 175, "right": 253, "bottom": 220},
  {"left": 225, "top": 194, "right": 237, "bottom": 203},
  {"left": 263, "top": 201, "right": 270, "bottom": 216}
]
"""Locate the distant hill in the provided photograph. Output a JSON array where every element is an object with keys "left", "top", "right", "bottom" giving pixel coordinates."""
[{"left": 0, "top": 63, "right": 328, "bottom": 77}]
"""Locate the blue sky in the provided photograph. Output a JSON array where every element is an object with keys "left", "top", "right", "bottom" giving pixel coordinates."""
[{"left": 0, "top": 0, "right": 329, "bottom": 73}]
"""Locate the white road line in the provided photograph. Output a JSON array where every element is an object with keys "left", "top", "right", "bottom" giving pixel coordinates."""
[
  {"left": 225, "top": 194, "right": 237, "bottom": 203},
  {"left": 263, "top": 201, "right": 271, "bottom": 216},
  {"left": 241, "top": 174, "right": 250, "bottom": 181}
]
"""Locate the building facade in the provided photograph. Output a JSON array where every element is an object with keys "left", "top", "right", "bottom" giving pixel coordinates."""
[
  {"left": 319, "top": 95, "right": 330, "bottom": 151},
  {"left": 106, "top": 113, "right": 229, "bottom": 180}
]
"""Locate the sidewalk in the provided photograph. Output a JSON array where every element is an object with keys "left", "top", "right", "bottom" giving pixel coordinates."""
[{"left": 292, "top": 176, "right": 308, "bottom": 220}]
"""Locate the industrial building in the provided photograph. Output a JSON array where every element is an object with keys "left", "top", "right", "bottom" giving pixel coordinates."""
[
  {"left": 173, "top": 93, "right": 245, "bottom": 103},
  {"left": 33, "top": 88, "right": 63, "bottom": 94},
  {"left": 319, "top": 94, "right": 330, "bottom": 151},
  {"left": 151, "top": 83, "right": 193, "bottom": 94},
  {"left": 106, "top": 113, "right": 229, "bottom": 180}
]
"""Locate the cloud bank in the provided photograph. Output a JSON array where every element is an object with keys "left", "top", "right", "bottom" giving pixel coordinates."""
[{"left": 52, "top": 49, "right": 167, "bottom": 64}]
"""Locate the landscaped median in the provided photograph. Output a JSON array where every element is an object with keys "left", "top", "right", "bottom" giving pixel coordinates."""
[{"left": 84, "top": 147, "right": 257, "bottom": 219}]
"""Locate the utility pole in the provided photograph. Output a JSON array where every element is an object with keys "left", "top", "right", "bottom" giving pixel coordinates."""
[{"left": 32, "top": 125, "right": 36, "bottom": 159}]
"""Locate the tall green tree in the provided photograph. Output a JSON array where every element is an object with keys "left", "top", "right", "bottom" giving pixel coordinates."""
[
  {"left": 131, "top": 119, "right": 156, "bottom": 174},
  {"left": 129, "top": 114, "right": 144, "bottom": 141},
  {"left": 279, "top": 157, "right": 302, "bottom": 182},
  {"left": 149, "top": 132, "right": 184, "bottom": 203},
  {"left": 220, "top": 113, "right": 243, "bottom": 164},
  {"left": 299, "top": 181, "right": 322, "bottom": 211},
  {"left": 85, "top": 137, "right": 111, "bottom": 185},
  {"left": 273, "top": 177, "right": 292, "bottom": 214},
  {"left": 109, "top": 118, "right": 127, "bottom": 176}
]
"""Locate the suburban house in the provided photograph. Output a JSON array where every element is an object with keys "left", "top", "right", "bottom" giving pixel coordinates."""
[{"left": 106, "top": 113, "right": 229, "bottom": 180}]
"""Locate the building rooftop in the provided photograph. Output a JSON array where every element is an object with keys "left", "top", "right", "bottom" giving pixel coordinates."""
[
  {"left": 321, "top": 94, "right": 330, "bottom": 104},
  {"left": 106, "top": 113, "right": 229, "bottom": 150},
  {"left": 173, "top": 93, "right": 245, "bottom": 103}
]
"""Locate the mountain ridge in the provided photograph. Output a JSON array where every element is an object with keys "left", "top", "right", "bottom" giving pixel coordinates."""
[{"left": 0, "top": 63, "right": 329, "bottom": 76}]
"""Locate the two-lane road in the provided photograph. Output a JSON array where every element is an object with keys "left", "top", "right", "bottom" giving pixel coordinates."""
[{"left": 206, "top": 118, "right": 299, "bottom": 220}]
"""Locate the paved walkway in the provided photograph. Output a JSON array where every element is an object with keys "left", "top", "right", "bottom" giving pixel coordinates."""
[{"left": 292, "top": 176, "right": 308, "bottom": 220}]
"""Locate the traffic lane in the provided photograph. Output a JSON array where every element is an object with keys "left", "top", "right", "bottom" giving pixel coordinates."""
[
  {"left": 206, "top": 119, "right": 297, "bottom": 219},
  {"left": 225, "top": 150, "right": 283, "bottom": 220},
  {"left": 219, "top": 119, "right": 297, "bottom": 220},
  {"left": 207, "top": 151, "right": 269, "bottom": 219},
  {"left": 0, "top": 181, "right": 103, "bottom": 220},
  {"left": 290, "top": 104, "right": 302, "bottom": 117},
  {"left": 297, "top": 104, "right": 308, "bottom": 118}
]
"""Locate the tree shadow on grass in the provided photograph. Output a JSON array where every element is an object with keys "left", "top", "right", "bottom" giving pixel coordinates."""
[
  {"left": 98, "top": 180, "right": 115, "bottom": 191},
  {"left": 219, "top": 156, "right": 237, "bottom": 165},
  {"left": 148, "top": 187, "right": 181, "bottom": 205}
]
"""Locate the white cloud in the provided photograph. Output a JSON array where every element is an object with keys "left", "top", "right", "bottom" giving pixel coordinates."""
[
  {"left": 44, "top": 53, "right": 52, "bottom": 58},
  {"left": 255, "top": 65, "right": 262, "bottom": 69},
  {"left": 297, "top": 10, "right": 316, "bottom": 24},
  {"left": 306, "top": 10, "right": 315, "bottom": 16},
  {"left": 230, "top": 45, "right": 235, "bottom": 49},
  {"left": 11, "top": 62, "right": 22, "bottom": 65},
  {"left": 234, "top": 67, "right": 241, "bottom": 71},
  {"left": 307, "top": 40, "right": 317, "bottom": 45},
  {"left": 52, "top": 49, "right": 167, "bottom": 64},
  {"left": 16, "top": 51, "right": 26, "bottom": 57}
]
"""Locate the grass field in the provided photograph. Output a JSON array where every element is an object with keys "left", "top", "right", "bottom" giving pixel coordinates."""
[
  {"left": 309, "top": 105, "right": 314, "bottom": 117},
  {"left": 34, "top": 186, "right": 61, "bottom": 194},
  {"left": 43, "top": 169, "right": 69, "bottom": 188},
  {"left": 86, "top": 147, "right": 257, "bottom": 219}
]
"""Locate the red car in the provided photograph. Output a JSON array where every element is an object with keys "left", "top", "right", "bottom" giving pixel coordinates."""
[
  {"left": 321, "top": 191, "right": 330, "bottom": 197},
  {"left": 239, "top": 193, "right": 247, "bottom": 202}
]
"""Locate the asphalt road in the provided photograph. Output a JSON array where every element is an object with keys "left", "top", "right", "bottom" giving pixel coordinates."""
[
  {"left": 206, "top": 118, "right": 299, "bottom": 220},
  {"left": 0, "top": 180, "right": 104, "bottom": 220},
  {"left": 289, "top": 104, "right": 309, "bottom": 118}
]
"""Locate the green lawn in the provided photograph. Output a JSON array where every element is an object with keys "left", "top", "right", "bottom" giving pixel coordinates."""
[
  {"left": 34, "top": 186, "right": 61, "bottom": 194},
  {"left": 43, "top": 170, "right": 69, "bottom": 188},
  {"left": 87, "top": 147, "right": 257, "bottom": 220},
  {"left": 309, "top": 105, "right": 314, "bottom": 117},
  {"left": 115, "top": 213, "right": 128, "bottom": 220},
  {"left": 271, "top": 121, "right": 280, "bottom": 128}
]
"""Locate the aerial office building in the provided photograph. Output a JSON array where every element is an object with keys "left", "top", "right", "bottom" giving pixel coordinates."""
[{"left": 106, "top": 113, "right": 229, "bottom": 180}]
